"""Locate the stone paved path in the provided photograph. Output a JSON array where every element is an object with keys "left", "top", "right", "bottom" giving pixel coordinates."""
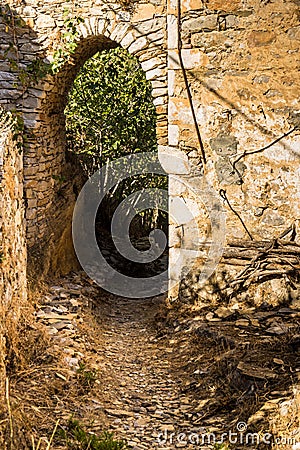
[
  {"left": 92, "top": 296, "right": 201, "bottom": 449},
  {"left": 37, "top": 277, "right": 208, "bottom": 449},
  {"left": 36, "top": 275, "right": 300, "bottom": 450}
]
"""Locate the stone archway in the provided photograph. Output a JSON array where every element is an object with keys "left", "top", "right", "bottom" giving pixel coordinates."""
[{"left": 22, "top": 13, "right": 168, "bottom": 277}]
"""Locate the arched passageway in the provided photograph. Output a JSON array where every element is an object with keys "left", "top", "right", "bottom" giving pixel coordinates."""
[{"left": 23, "top": 23, "right": 168, "bottom": 279}]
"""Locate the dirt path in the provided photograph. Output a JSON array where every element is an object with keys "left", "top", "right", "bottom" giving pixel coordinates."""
[
  {"left": 30, "top": 275, "right": 202, "bottom": 449},
  {"left": 9, "top": 273, "right": 299, "bottom": 449},
  {"left": 83, "top": 295, "right": 198, "bottom": 449}
]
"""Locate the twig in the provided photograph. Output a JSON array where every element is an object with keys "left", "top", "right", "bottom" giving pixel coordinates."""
[
  {"left": 228, "top": 238, "right": 300, "bottom": 249},
  {"left": 278, "top": 223, "right": 296, "bottom": 240},
  {"left": 46, "top": 419, "right": 60, "bottom": 450},
  {"left": 220, "top": 189, "right": 253, "bottom": 240},
  {"left": 177, "top": 0, "right": 206, "bottom": 165},
  {"left": 232, "top": 126, "right": 298, "bottom": 170},
  {"left": 5, "top": 378, "right": 13, "bottom": 449}
]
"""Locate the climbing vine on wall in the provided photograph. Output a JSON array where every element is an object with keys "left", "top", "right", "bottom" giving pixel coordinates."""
[
  {"left": 0, "top": 5, "right": 84, "bottom": 91},
  {"left": 0, "top": 5, "right": 51, "bottom": 91},
  {"left": 51, "top": 14, "right": 84, "bottom": 74}
]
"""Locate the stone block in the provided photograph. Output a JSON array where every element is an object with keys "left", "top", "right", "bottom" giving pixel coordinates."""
[
  {"left": 78, "top": 21, "right": 90, "bottom": 38},
  {"left": 132, "top": 3, "right": 157, "bottom": 22},
  {"left": 128, "top": 37, "right": 148, "bottom": 54},
  {"left": 247, "top": 31, "right": 276, "bottom": 47},
  {"left": 151, "top": 87, "right": 168, "bottom": 98},
  {"left": 147, "top": 30, "right": 165, "bottom": 43},
  {"left": 135, "top": 17, "right": 165, "bottom": 35},
  {"left": 158, "top": 146, "right": 190, "bottom": 174},
  {"left": 191, "top": 30, "right": 233, "bottom": 50},
  {"left": 168, "top": 69, "right": 176, "bottom": 96},
  {"left": 182, "top": 15, "right": 218, "bottom": 33},
  {"left": 141, "top": 57, "right": 163, "bottom": 72},
  {"left": 0, "top": 72, "right": 16, "bottom": 81},
  {"left": 120, "top": 31, "right": 135, "bottom": 49},
  {"left": 110, "top": 23, "right": 130, "bottom": 42},
  {"left": 226, "top": 14, "right": 240, "bottom": 29},
  {"left": 146, "top": 67, "right": 166, "bottom": 80},
  {"left": 22, "top": 5, "right": 36, "bottom": 17},
  {"left": 35, "top": 15, "right": 55, "bottom": 28},
  {"left": 168, "top": 124, "right": 179, "bottom": 146},
  {"left": 215, "top": 156, "right": 246, "bottom": 185},
  {"left": 168, "top": 49, "right": 203, "bottom": 69},
  {"left": 169, "top": 98, "right": 194, "bottom": 125},
  {"left": 168, "top": 175, "right": 188, "bottom": 196},
  {"left": 170, "top": 196, "right": 200, "bottom": 225},
  {"left": 26, "top": 208, "right": 37, "bottom": 220},
  {"left": 209, "top": 133, "right": 238, "bottom": 156},
  {"left": 151, "top": 80, "right": 167, "bottom": 89},
  {"left": 287, "top": 26, "right": 300, "bottom": 40},
  {"left": 167, "top": 15, "right": 178, "bottom": 50},
  {"left": 153, "top": 97, "right": 166, "bottom": 106},
  {"left": 261, "top": 210, "right": 285, "bottom": 226},
  {"left": 96, "top": 18, "right": 108, "bottom": 35}
]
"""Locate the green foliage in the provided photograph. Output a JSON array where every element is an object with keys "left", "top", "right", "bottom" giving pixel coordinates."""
[
  {"left": 57, "top": 418, "right": 127, "bottom": 450},
  {"left": 76, "top": 362, "right": 97, "bottom": 389},
  {"left": 0, "top": 5, "right": 52, "bottom": 92},
  {"left": 65, "top": 48, "right": 167, "bottom": 231},
  {"left": 0, "top": 6, "right": 81, "bottom": 88},
  {"left": 0, "top": 4, "right": 26, "bottom": 29},
  {"left": 214, "top": 443, "right": 230, "bottom": 450},
  {"left": 65, "top": 47, "right": 157, "bottom": 173},
  {"left": 51, "top": 15, "right": 84, "bottom": 73}
]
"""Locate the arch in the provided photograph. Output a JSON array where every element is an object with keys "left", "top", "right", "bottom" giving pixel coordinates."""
[{"left": 23, "top": 15, "right": 168, "bottom": 277}]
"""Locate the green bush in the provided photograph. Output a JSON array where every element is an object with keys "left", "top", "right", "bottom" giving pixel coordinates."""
[
  {"left": 65, "top": 47, "right": 167, "bottom": 233},
  {"left": 57, "top": 418, "right": 127, "bottom": 450}
]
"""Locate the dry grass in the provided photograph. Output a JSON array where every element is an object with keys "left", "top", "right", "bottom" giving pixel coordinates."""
[
  {"left": 157, "top": 299, "right": 300, "bottom": 447},
  {"left": 0, "top": 282, "right": 109, "bottom": 449}
]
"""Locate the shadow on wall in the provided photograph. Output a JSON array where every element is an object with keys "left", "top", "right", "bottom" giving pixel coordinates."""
[
  {"left": 27, "top": 35, "right": 120, "bottom": 279},
  {"left": 0, "top": 4, "right": 120, "bottom": 279}
]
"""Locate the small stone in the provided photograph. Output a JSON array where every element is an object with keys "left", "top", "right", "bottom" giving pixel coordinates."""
[
  {"left": 247, "top": 30, "right": 276, "bottom": 47},
  {"left": 36, "top": 14, "right": 55, "bottom": 28},
  {"left": 205, "top": 312, "right": 215, "bottom": 321},
  {"left": 106, "top": 409, "right": 135, "bottom": 417},
  {"left": 235, "top": 319, "right": 249, "bottom": 327},
  {"left": 215, "top": 306, "right": 234, "bottom": 319},
  {"left": 237, "top": 362, "right": 277, "bottom": 379},
  {"left": 210, "top": 133, "right": 238, "bottom": 156},
  {"left": 52, "top": 321, "right": 73, "bottom": 330}
]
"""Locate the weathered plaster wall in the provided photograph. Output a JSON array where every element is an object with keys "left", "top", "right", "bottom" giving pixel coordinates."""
[
  {"left": 167, "top": 0, "right": 300, "bottom": 300},
  {"left": 0, "top": 108, "right": 27, "bottom": 392}
]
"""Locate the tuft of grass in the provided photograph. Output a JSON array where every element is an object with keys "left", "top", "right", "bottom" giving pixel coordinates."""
[
  {"left": 76, "top": 362, "right": 97, "bottom": 390},
  {"left": 56, "top": 418, "right": 127, "bottom": 449},
  {"left": 214, "top": 444, "right": 230, "bottom": 450}
]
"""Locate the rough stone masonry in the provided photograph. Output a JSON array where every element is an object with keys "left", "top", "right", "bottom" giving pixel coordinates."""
[{"left": 0, "top": 0, "right": 299, "bottom": 302}]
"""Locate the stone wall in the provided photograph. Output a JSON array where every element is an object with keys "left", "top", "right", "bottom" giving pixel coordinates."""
[
  {"left": 2, "top": 0, "right": 168, "bottom": 276},
  {"left": 0, "top": 0, "right": 299, "bottom": 298},
  {"left": 0, "top": 107, "right": 27, "bottom": 393},
  {"left": 167, "top": 0, "right": 300, "bottom": 300}
]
